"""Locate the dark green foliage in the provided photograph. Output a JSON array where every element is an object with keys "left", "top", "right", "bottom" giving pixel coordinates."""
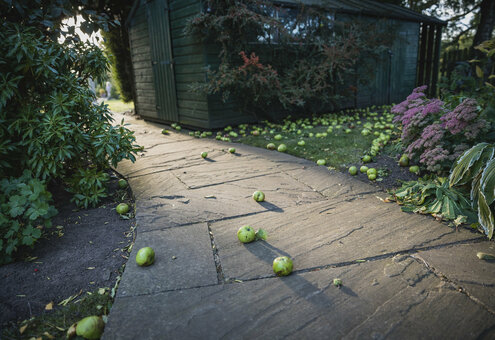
[
  {"left": 186, "top": 0, "right": 394, "bottom": 118},
  {"left": 66, "top": 168, "right": 110, "bottom": 209},
  {"left": 102, "top": 21, "right": 135, "bottom": 103},
  {"left": 0, "top": 23, "right": 140, "bottom": 180},
  {"left": 0, "top": 171, "right": 57, "bottom": 264},
  {"left": 390, "top": 176, "right": 476, "bottom": 223}
]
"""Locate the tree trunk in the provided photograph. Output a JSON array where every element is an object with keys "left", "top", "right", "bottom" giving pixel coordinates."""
[{"left": 473, "top": 0, "right": 495, "bottom": 47}]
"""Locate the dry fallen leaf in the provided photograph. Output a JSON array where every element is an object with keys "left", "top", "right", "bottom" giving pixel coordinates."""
[
  {"left": 43, "top": 331, "right": 55, "bottom": 339},
  {"left": 19, "top": 324, "right": 28, "bottom": 334},
  {"left": 87, "top": 267, "right": 95, "bottom": 270},
  {"left": 45, "top": 301, "right": 53, "bottom": 310}
]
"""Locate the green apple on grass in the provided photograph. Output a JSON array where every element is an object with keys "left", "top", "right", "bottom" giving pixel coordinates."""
[
  {"left": 75, "top": 316, "right": 105, "bottom": 340},
  {"left": 297, "top": 140, "right": 305, "bottom": 146},
  {"left": 266, "top": 143, "right": 276, "bottom": 150},
  {"left": 317, "top": 159, "right": 326, "bottom": 166},
  {"left": 277, "top": 144, "right": 287, "bottom": 152},
  {"left": 348, "top": 166, "right": 357, "bottom": 175},
  {"left": 274, "top": 134, "right": 283, "bottom": 141}
]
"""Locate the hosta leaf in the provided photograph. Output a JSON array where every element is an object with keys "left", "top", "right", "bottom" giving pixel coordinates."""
[
  {"left": 478, "top": 191, "right": 494, "bottom": 239},
  {"left": 450, "top": 143, "right": 493, "bottom": 186},
  {"left": 441, "top": 196, "right": 456, "bottom": 220},
  {"left": 471, "top": 172, "right": 482, "bottom": 209},
  {"left": 480, "top": 158, "right": 495, "bottom": 206}
]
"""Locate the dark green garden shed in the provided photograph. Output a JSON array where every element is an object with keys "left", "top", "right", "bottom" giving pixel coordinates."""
[{"left": 126, "top": 0, "right": 445, "bottom": 129}]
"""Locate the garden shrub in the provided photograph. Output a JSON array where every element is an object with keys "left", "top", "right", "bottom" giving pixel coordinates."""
[
  {"left": 392, "top": 86, "right": 490, "bottom": 173},
  {"left": 185, "top": 0, "right": 394, "bottom": 118},
  {"left": 0, "top": 171, "right": 58, "bottom": 264},
  {"left": 66, "top": 168, "right": 110, "bottom": 209},
  {"left": 0, "top": 2, "right": 141, "bottom": 260}
]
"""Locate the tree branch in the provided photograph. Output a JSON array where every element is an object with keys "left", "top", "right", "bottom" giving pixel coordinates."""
[{"left": 445, "top": 3, "right": 481, "bottom": 23}]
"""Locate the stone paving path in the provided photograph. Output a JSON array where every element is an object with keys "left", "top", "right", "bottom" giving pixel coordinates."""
[{"left": 103, "top": 114, "right": 495, "bottom": 339}]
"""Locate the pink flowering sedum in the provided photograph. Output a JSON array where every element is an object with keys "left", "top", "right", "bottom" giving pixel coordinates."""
[{"left": 392, "top": 87, "right": 489, "bottom": 173}]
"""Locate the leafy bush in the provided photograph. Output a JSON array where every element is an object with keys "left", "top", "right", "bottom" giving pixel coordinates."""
[
  {"left": 450, "top": 143, "right": 495, "bottom": 239},
  {"left": 0, "top": 23, "right": 140, "bottom": 181},
  {"left": 186, "top": 0, "right": 394, "bottom": 117},
  {"left": 0, "top": 171, "right": 58, "bottom": 264},
  {"left": 392, "top": 86, "right": 490, "bottom": 173},
  {"left": 390, "top": 176, "right": 475, "bottom": 222},
  {"left": 66, "top": 168, "right": 110, "bottom": 209}
]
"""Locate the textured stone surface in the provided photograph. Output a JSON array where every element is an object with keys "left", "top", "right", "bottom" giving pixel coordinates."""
[
  {"left": 117, "top": 223, "right": 218, "bottom": 297},
  {"left": 210, "top": 196, "right": 484, "bottom": 280},
  {"left": 104, "top": 257, "right": 495, "bottom": 340},
  {"left": 104, "top": 113, "right": 495, "bottom": 339},
  {"left": 417, "top": 241, "right": 495, "bottom": 312}
]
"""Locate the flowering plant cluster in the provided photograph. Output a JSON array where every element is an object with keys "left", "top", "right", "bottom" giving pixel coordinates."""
[{"left": 392, "top": 86, "right": 489, "bottom": 173}]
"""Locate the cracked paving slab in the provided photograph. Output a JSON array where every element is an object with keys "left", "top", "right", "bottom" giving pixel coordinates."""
[
  {"left": 210, "top": 196, "right": 484, "bottom": 281},
  {"left": 103, "top": 256, "right": 495, "bottom": 339},
  {"left": 416, "top": 241, "right": 495, "bottom": 312},
  {"left": 116, "top": 223, "right": 218, "bottom": 297}
]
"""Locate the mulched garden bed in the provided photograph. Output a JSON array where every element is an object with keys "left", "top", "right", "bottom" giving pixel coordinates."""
[{"left": 0, "top": 171, "right": 135, "bottom": 330}]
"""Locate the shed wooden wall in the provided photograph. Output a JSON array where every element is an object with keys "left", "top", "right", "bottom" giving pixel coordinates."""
[
  {"left": 169, "top": 0, "right": 210, "bottom": 128},
  {"left": 128, "top": 0, "right": 157, "bottom": 120},
  {"left": 351, "top": 18, "right": 419, "bottom": 107}
]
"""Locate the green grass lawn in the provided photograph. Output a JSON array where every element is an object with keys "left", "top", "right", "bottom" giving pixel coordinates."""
[
  {"left": 101, "top": 99, "right": 134, "bottom": 113},
  {"left": 232, "top": 107, "right": 399, "bottom": 171}
]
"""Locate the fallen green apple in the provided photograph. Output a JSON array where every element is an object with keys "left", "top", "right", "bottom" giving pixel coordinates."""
[
  {"left": 277, "top": 144, "right": 287, "bottom": 152},
  {"left": 116, "top": 203, "right": 129, "bottom": 215},
  {"left": 251, "top": 130, "right": 260, "bottom": 136},
  {"left": 237, "top": 225, "right": 256, "bottom": 243},
  {"left": 75, "top": 316, "right": 105, "bottom": 340},
  {"left": 368, "top": 174, "right": 376, "bottom": 181},
  {"left": 333, "top": 278, "right": 343, "bottom": 287},
  {"left": 161, "top": 129, "right": 169, "bottom": 135},
  {"left": 366, "top": 168, "right": 377, "bottom": 176},
  {"left": 175, "top": 126, "right": 181, "bottom": 131},
  {"left": 118, "top": 179, "right": 128, "bottom": 189},
  {"left": 399, "top": 154, "right": 409, "bottom": 167},
  {"left": 136, "top": 246, "right": 155, "bottom": 266},
  {"left": 228, "top": 147, "right": 236, "bottom": 154},
  {"left": 266, "top": 143, "right": 276, "bottom": 150},
  {"left": 409, "top": 165, "right": 420, "bottom": 174},
  {"left": 273, "top": 256, "right": 293, "bottom": 276},
  {"left": 297, "top": 140, "right": 306, "bottom": 146},
  {"left": 201, "top": 151, "right": 208, "bottom": 158},
  {"left": 316, "top": 159, "right": 326, "bottom": 166},
  {"left": 362, "top": 155, "right": 372, "bottom": 163},
  {"left": 348, "top": 166, "right": 358, "bottom": 175},
  {"left": 274, "top": 134, "right": 283, "bottom": 141},
  {"left": 360, "top": 166, "right": 368, "bottom": 173},
  {"left": 252, "top": 190, "right": 265, "bottom": 202}
]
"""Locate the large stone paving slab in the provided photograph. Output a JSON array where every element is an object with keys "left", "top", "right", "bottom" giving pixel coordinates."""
[
  {"left": 103, "top": 256, "right": 495, "bottom": 339},
  {"left": 416, "top": 241, "right": 495, "bottom": 312},
  {"left": 117, "top": 223, "right": 218, "bottom": 297},
  {"left": 210, "top": 197, "right": 484, "bottom": 280}
]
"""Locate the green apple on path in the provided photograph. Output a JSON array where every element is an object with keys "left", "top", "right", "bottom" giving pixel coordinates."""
[
  {"left": 316, "top": 159, "right": 326, "bottom": 166},
  {"left": 237, "top": 225, "right": 256, "bottom": 243},
  {"left": 252, "top": 190, "right": 265, "bottom": 202},
  {"left": 228, "top": 147, "right": 236, "bottom": 154},
  {"left": 136, "top": 247, "right": 155, "bottom": 266},
  {"left": 201, "top": 151, "right": 208, "bottom": 158},
  {"left": 116, "top": 203, "right": 129, "bottom": 215},
  {"left": 273, "top": 256, "right": 293, "bottom": 276}
]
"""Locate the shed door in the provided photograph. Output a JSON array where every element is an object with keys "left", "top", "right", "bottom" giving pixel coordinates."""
[{"left": 146, "top": 0, "right": 178, "bottom": 122}]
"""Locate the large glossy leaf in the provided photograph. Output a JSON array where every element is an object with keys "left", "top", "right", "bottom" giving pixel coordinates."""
[
  {"left": 478, "top": 191, "right": 494, "bottom": 239},
  {"left": 480, "top": 158, "right": 495, "bottom": 206},
  {"left": 450, "top": 143, "right": 493, "bottom": 187}
]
